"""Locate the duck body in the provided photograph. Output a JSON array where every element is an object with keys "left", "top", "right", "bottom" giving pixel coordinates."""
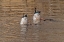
[
  {"left": 20, "top": 14, "right": 27, "bottom": 25},
  {"left": 33, "top": 12, "right": 40, "bottom": 24}
]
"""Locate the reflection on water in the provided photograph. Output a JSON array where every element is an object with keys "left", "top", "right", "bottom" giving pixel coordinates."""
[
  {"left": 32, "top": 25, "right": 40, "bottom": 42},
  {"left": 20, "top": 20, "right": 64, "bottom": 42},
  {"left": 20, "top": 25, "right": 28, "bottom": 42},
  {"left": 20, "top": 24, "right": 41, "bottom": 42},
  {"left": 20, "top": 25, "right": 27, "bottom": 34}
]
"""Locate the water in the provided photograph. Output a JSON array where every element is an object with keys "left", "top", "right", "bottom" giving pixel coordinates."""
[
  {"left": 20, "top": 25, "right": 27, "bottom": 42},
  {"left": 0, "top": 16, "right": 64, "bottom": 42},
  {"left": 0, "top": 0, "right": 64, "bottom": 42}
]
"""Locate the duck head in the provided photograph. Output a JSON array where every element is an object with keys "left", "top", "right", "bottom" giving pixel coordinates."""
[
  {"left": 34, "top": 8, "right": 40, "bottom": 14},
  {"left": 22, "top": 14, "right": 27, "bottom": 18},
  {"left": 24, "top": 14, "right": 27, "bottom": 17},
  {"left": 35, "top": 11, "right": 40, "bottom": 14}
]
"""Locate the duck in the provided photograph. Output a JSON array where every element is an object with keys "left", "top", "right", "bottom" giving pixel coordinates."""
[
  {"left": 33, "top": 8, "right": 41, "bottom": 25},
  {"left": 20, "top": 14, "right": 28, "bottom": 25}
]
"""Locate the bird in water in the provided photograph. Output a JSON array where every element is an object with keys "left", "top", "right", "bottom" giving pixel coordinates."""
[
  {"left": 33, "top": 8, "right": 41, "bottom": 25},
  {"left": 20, "top": 14, "right": 28, "bottom": 25}
]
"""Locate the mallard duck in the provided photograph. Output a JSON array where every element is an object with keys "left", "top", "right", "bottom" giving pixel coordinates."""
[
  {"left": 33, "top": 8, "right": 40, "bottom": 24},
  {"left": 20, "top": 14, "right": 28, "bottom": 25}
]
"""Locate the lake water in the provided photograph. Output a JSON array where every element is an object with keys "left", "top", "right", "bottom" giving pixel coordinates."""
[{"left": 0, "top": 15, "right": 64, "bottom": 42}]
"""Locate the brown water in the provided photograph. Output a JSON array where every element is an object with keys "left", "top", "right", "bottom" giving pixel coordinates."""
[
  {"left": 0, "top": 0, "right": 64, "bottom": 42},
  {"left": 0, "top": 16, "right": 64, "bottom": 42}
]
